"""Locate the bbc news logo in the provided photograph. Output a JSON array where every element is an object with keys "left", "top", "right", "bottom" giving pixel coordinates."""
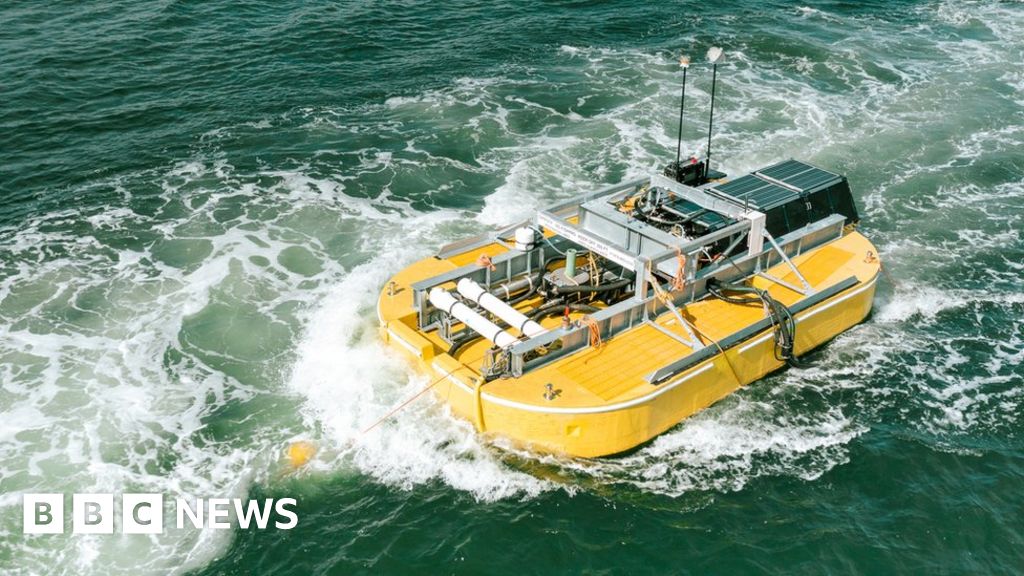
[{"left": 23, "top": 494, "right": 298, "bottom": 534}]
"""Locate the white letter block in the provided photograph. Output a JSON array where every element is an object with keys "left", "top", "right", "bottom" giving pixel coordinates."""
[{"left": 73, "top": 494, "right": 113, "bottom": 534}]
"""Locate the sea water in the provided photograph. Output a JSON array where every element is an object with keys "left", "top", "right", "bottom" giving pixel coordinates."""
[{"left": 1, "top": 1, "right": 1022, "bottom": 573}]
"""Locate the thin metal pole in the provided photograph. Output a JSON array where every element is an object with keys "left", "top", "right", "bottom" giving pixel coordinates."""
[
  {"left": 674, "top": 66, "right": 687, "bottom": 166},
  {"left": 706, "top": 63, "right": 718, "bottom": 180}
]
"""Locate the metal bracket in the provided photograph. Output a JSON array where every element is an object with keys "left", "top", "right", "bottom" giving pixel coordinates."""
[
  {"left": 438, "top": 313, "right": 454, "bottom": 344},
  {"left": 756, "top": 272, "right": 809, "bottom": 295},
  {"left": 759, "top": 230, "right": 813, "bottom": 295},
  {"left": 646, "top": 273, "right": 704, "bottom": 350},
  {"left": 646, "top": 319, "right": 702, "bottom": 350},
  {"left": 482, "top": 348, "right": 511, "bottom": 379}
]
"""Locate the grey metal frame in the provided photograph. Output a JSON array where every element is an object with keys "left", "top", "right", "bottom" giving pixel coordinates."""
[{"left": 408, "top": 173, "right": 850, "bottom": 378}]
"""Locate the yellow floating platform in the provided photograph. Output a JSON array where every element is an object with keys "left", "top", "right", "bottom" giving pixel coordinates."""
[{"left": 377, "top": 160, "right": 879, "bottom": 457}]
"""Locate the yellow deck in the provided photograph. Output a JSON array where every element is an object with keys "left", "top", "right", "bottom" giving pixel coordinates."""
[{"left": 378, "top": 231, "right": 879, "bottom": 457}]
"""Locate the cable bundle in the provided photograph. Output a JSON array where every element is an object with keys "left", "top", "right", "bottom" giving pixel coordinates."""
[{"left": 706, "top": 279, "right": 804, "bottom": 367}]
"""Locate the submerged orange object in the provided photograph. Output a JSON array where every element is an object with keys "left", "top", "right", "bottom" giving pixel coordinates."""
[{"left": 285, "top": 441, "right": 317, "bottom": 468}]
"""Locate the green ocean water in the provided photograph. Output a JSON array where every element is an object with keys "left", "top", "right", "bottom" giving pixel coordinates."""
[{"left": 2, "top": 0, "right": 1023, "bottom": 574}]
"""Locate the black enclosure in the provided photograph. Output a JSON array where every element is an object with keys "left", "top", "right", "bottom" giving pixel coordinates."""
[{"left": 709, "top": 159, "right": 860, "bottom": 237}]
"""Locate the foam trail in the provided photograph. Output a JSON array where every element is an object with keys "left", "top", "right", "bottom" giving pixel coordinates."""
[
  {"left": 0, "top": 159, "right": 398, "bottom": 574},
  {"left": 287, "top": 209, "right": 552, "bottom": 501}
]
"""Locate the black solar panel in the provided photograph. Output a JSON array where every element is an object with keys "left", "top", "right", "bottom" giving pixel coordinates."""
[
  {"left": 758, "top": 159, "right": 811, "bottom": 181},
  {"left": 705, "top": 159, "right": 856, "bottom": 237},
  {"left": 712, "top": 175, "right": 798, "bottom": 211},
  {"left": 662, "top": 197, "right": 705, "bottom": 219},
  {"left": 757, "top": 159, "right": 840, "bottom": 193},
  {"left": 786, "top": 169, "right": 837, "bottom": 191},
  {"left": 714, "top": 174, "right": 769, "bottom": 196},
  {"left": 695, "top": 210, "right": 731, "bottom": 230}
]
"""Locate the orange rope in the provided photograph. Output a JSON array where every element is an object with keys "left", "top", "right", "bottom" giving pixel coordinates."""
[
  {"left": 866, "top": 250, "right": 898, "bottom": 288},
  {"left": 685, "top": 321, "right": 742, "bottom": 387},
  {"left": 359, "top": 378, "right": 444, "bottom": 435},
  {"left": 359, "top": 352, "right": 486, "bottom": 436},
  {"left": 581, "top": 315, "right": 603, "bottom": 349},
  {"left": 476, "top": 253, "right": 496, "bottom": 271},
  {"left": 649, "top": 272, "right": 671, "bottom": 305},
  {"left": 670, "top": 248, "right": 687, "bottom": 292}
]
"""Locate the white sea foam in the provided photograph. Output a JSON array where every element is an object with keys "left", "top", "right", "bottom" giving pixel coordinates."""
[
  {"left": 5, "top": 2, "right": 1024, "bottom": 573},
  {"left": 0, "top": 159, "right": 365, "bottom": 574},
  {"left": 286, "top": 212, "right": 552, "bottom": 501},
  {"left": 601, "top": 402, "right": 863, "bottom": 496}
]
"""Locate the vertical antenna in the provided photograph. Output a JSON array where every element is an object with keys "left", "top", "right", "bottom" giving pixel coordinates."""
[
  {"left": 674, "top": 55, "right": 691, "bottom": 166},
  {"left": 705, "top": 46, "right": 725, "bottom": 180}
]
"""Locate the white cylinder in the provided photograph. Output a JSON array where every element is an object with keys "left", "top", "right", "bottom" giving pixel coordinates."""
[
  {"left": 457, "top": 278, "right": 547, "bottom": 338},
  {"left": 429, "top": 288, "right": 518, "bottom": 348},
  {"left": 514, "top": 227, "right": 536, "bottom": 251}
]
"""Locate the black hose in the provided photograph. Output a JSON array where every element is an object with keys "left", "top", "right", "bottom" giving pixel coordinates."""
[
  {"left": 633, "top": 192, "right": 686, "bottom": 227},
  {"left": 447, "top": 333, "right": 477, "bottom": 357},
  {"left": 706, "top": 282, "right": 762, "bottom": 306},
  {"left": 553, "top": 277, "right": 633, "bottom": 295},
  {"left": 706, "top": 279, "right": 806, "bottom": 367},
  {"left": 527, "top": 299, "right": 598, "bottom": 320},
  {"left": 526, "top": 298, "right": 565, "bottom": 319}
]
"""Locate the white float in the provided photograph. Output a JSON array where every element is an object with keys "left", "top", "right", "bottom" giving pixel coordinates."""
[
  {"left": 428, "top": 287, "right": 518, "bottom": 348},
  {"left": 457, "top": 278, "right": 547, "bottom": 338}
]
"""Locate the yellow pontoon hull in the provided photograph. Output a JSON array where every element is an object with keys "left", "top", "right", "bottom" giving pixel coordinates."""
[{"left": 378, "top": 231, "right": 878, "bottom": 458}]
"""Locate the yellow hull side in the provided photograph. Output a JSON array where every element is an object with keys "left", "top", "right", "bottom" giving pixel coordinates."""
[{"left": 378, "top": 231, "right": 879, "bottom": 458}]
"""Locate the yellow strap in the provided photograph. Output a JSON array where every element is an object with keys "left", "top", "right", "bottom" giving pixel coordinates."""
[{"left": 473, "top": 378, "right": 486, "bottom": 432}]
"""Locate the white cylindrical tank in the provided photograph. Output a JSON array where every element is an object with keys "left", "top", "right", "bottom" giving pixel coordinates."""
[
  {"left": 457, "top": 278, "right": 547, "bottom": 338},
  {"left": 514, "top": 227, "right": 536, "bottom": 251},
  {"left": 429, "top": 288, "right": 518, "bottom": 349}
]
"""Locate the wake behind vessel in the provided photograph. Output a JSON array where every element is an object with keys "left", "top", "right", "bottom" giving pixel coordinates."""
[{"left": 376, "top": 48, "right": 879, "bottom": 457}]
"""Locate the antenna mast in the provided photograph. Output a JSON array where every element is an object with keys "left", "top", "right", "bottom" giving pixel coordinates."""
[
  {"left": 705, "top": 46, "right": 725, "bottom": 181},
  {"left": 674, "top": 55, "right": 690, "bottom": 166}
]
